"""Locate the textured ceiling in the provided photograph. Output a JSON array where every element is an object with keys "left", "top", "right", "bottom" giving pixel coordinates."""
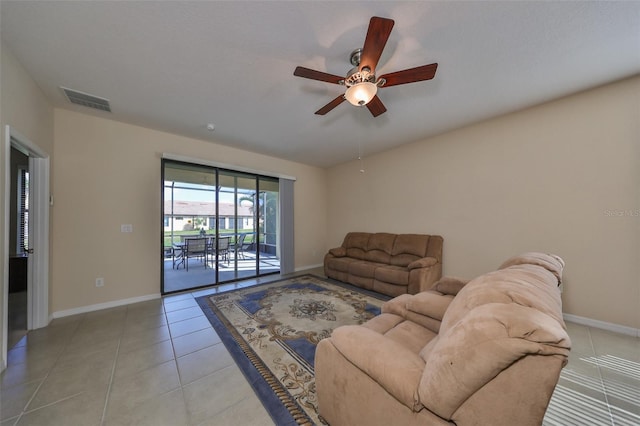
[{"left": 1, "top": 1, "right": 639, "bottom": 168}]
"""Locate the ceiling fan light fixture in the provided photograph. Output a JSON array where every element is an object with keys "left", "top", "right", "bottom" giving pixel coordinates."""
[{"left": 345, "top": 81, "right": 377, "bottom": 106}]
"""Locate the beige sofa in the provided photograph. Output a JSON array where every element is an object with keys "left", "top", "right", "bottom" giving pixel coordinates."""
[
  {"left": 316, "top": 252, "right": 571, "bottom": 426},
  {"left": 324, "top": 232, "right": 443, "bottom": 297}
]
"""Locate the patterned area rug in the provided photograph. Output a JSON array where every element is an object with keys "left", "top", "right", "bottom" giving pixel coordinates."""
[{"left": 196, "top": 274, "right": 390, "bottom": 426}]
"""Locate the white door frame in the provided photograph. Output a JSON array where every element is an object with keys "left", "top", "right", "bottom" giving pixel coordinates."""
[{"left": 2, "top": 125, "right": 50, "bottom": 370}]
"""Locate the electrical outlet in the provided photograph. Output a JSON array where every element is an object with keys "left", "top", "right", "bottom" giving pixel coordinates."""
[{"left": 95, "top": 277, "right": 104, "bottom": 287}]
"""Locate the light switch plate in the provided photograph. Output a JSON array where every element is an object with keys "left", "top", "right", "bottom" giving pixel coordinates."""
[{"left": 121, "top": 224, "right": 133, "bottom": 233}]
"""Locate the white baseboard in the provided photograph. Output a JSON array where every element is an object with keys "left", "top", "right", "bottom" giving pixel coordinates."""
[
  {"left": 51, "top": 293, "right": 161, "bottom": 320},
  {"left": 564, "top": 313, "right": 640, "bottom": 338},
  {"left": 295, "top": 263, "right": 323, "bottom": 272}
]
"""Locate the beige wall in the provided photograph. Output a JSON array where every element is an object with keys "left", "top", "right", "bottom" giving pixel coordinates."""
[
  {"left": 1, "top": 42, "right": 54, "bottom": 365},
  {"left": 52, "top": 109, "right": 327, "bottom": 313},
  {"left": 327, "top": 75, "right": 640, "bottom": 329}
]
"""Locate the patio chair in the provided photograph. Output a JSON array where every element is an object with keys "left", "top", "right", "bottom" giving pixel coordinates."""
[
  {"left": 232, "top": 233, "right": 248, "bottom": 260},
  {"left": 206, "top": 236, "right": 231, "bottom": 266},
  {"left": 217, "top": 237, "right": 230, "bottom": 265},
  {"left": 183, "top": 237, "right": 207, "bottom": 271}
]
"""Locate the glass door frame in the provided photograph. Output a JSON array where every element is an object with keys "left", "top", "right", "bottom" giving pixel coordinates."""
[{"left": 161, "top": 159, "right": 280, "bottom": 295}]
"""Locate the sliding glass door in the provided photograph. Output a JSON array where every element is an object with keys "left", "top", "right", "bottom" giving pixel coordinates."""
[{"left": 162, "top": 160, "right": 280, "bottom": 294}]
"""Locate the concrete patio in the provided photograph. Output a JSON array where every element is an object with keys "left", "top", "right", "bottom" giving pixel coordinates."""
[{"left": 163, "top": 250, "right": 280, "bottom": 293}]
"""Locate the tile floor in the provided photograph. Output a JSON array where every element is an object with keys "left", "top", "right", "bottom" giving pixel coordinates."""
[{"left": 1, "top": 268, "right": 639, "bottom": 426}]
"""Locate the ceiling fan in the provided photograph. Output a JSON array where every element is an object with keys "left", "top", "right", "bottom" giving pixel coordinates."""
[{"left": 294, "top": 16, "right": 438, "bottom": 117}]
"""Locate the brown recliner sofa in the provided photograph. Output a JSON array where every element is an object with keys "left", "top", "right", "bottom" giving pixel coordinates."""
[
  {"left": 316, "top": 252, "right": 571, "bottom": 426},
  {"left": 324, "top": 232, "right": 443, "bottom": 297}
]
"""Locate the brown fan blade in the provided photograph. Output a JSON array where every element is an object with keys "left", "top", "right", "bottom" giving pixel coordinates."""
[
  {"left": 359, "top": 17, "right": 394, "bottom": 73},
  {"left": 366, "top": 95, "right": 387, "bottom": 117},
  {"left": 294, "top": 66, "right": 344, "bottom": 85},
  {"left": 378, "top": 63, "right": 438, "bottom": 87},
  {"left": 315, "top": 95, "right": 346, "bottom": 115}
]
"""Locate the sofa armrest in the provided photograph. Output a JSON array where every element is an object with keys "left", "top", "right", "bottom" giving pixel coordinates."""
[
  {"left": 328, "top": 247, "right": 346, "bottom": 257},
  {"left": 408, "top": 256, "right": 437, "bottom": 270},
  {"left": 328, "top": 325, "right": 425, "bottom": 411},
  {"left": 430, "top": 276, "right": 469, "bottom": 296},
  {"left": 383, "top": 292, "right": 454, "bottom": 333},
  {"left": 406, "top": 292, "right": 454, "bottom": 321}
]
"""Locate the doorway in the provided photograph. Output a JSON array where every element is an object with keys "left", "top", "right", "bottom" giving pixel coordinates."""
[
  {"left": 161, "top": 159, "right": 281, "bottom": 294},
  {"left": 2, "top": 125, "right": 50, "bottom": 371},
  {"left": 7, "top": 147, "right": 29, "bottom": 349}
]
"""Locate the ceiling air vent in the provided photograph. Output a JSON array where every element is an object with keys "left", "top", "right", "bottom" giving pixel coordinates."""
[{"left": 60, "top": 87, "right": 111, "bottom": 112}]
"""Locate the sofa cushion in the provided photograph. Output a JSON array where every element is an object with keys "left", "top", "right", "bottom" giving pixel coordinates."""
[
  {"left": 374, "top": 281, "right": 409, "bottom": 298},
  {"left": 365, "top": 249, "right": 391, "bottom": 264},
  {"left": 375, "top": 265, "right": 409, "bottom": 285},
  {"left": 419, "top": 302, "right": 571, "bottom": 419},
  {"left": 359, "top": 233, "right": 393, "bottom": 263},
  {"left": 344, "top": 232, "right": 370, "bottom": 249},
  {"left": 389, "top": 235, "right": 430, "bottom": 267},
  {"left": 383, "top": 320, "right": 438, "bottom": 355},
  {"left": 440, "top": 263, "right": 565, "bottom": 334},
  {"left": 392, "top": 234, "right": 430, "bottom": 257},
  {"left": 325, "top": 256, "right": 358, "bottom": 273},
  {"left": 425, "top": 235, "right": 444, "bottom": 262},
  {"left": 343, "top": 232, "right": 371, "bottom": 260},
  {"left": 350, "top": 261, "right": 384, "bottom": 278},
  {"left": 498, "top": 252, "right": 564, "bottom": 284},
  {"left": 367, "top": 233, "right": 397, "bottom": 253},
  {"left": 346, "top": 247, "right": 367, "bottom": 260},
  {"left": 362, "top": 312, "right": 405, "bottom": 334}
]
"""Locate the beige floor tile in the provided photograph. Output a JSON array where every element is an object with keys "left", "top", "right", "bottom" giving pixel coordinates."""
[
  {"left": 163, "top": 293, "right": 194, "bottom": 304},
  {"left": 176, "top": 344, "right": 234, "bottom": 385},
  {"left": 47, "top": 314, "right": 84, "bottom": 328},
  {"left": 182, "top": 365, "right": 254, "bottom": 425},
  {"left": 166, "top": 306, "right": 204, "bottom": 324},
  {"left": 164, "top": 298, "right": 198, "bottom": 313},
  {"left": 589, "top": 328, "right": 640, "bottom": 362},
  {"left": 199, "top": 393, "right": 274, "bottom": 426},
  {"left": 104, "top": 388, "right": 188, "bottom": 426},
  {"left": 6, "top": 344, "right": 65, "bottom": 369},
  {"left": 125, "top": 299, "right": 165, "bottom": 318},
  {"left": 114, "top": 340, "right": 175, "bottom": 379},
  {"left": 65, "top": 326, "right": 123, "bottom": 351},
  {"left": 601, "top": 367, "right": 640, "bottom": 390},
  {"left": 0, "top": 361, "right": 51, "bottom": 391},
  {"left": 0, "top": 381, "right": 41, "bottom": 421},
  {"left": 122, "top": 313, "right": 167, "bottom": 335},
  {"left": 107, "top": 360, "right": 180, "bottom": 414},
  {"left": 18, "top": 325, "right": 76, "bottom": 349},
  {"left": 564, "top": 321, "right": 595, "bottom": 356},
  {"left": 172, "top": 328, "right": 221, "bottom": 358},
  {"left": 17, "top": 384, "right": 108, "bottom": 426},
  {"left": 168, "top": 316, "right": 212, "bottom": 338},
  {"left": 118, "top": 324, "right": 171, "bottom": 354},
  {"left": 27, "top": 349, "right": 115, "bottom": 410},
  {"left": 54, "top": 339, "right": 119, "bottom": 371},
  {"left": 83, "top": 306, "right": 127, "bottom": 321},
  {"left": 1, "top": 416, "right": 18, "bottom": 426},
  {"left": 73, "top": 321, "right": 126, "bottom": 342}
]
